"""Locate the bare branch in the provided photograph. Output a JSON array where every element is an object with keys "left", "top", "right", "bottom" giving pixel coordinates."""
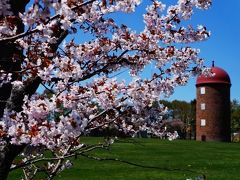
[
  {"left": 40, "top": 82, "right": 55, "bottom": 94},
  {"left": 88, "top": 112, "right": 124, "bottom": 132},
  {"left": 10, "top": 144, "right": 106, "bottom": 171}
]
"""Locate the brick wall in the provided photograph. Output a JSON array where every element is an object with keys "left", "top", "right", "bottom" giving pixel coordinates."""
[{"left": 196, "top": 84, "right": 231, "bottom": 142}]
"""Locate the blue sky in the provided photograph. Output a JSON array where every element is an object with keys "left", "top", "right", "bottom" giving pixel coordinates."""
[
  {"left": 28, "top": 0, "right": 240, "bottom": 102},
  {"left": 170, "top": 0, "right": 240, "bottom": 101},
  {"left": 110, "top": 0, "right": 240, "bottom": 102}
]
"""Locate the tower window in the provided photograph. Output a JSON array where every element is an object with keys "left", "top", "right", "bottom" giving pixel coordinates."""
[
  {"left": 200, "top": 87, "right": 205, "bottom": 94},
  {"left": 201, "top": 119, "right": 206, "bottom": 126},
  {"left": 201, "top": 103, "right": 206, "bottom": 110}
]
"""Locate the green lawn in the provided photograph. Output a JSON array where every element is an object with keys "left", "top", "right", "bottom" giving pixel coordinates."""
[{"left": 9, "top": 137, "right": 240, "bottom": 180}]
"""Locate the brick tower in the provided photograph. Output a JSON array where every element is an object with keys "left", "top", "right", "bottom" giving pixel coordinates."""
[{"left": 196, "top": 62, "right": 231, "bottom": 142}]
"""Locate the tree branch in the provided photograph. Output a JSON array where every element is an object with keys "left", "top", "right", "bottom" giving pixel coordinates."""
[
  {"left": 10, "top": 144, "right": 106, "bottom": 171},
  {"left": 0, "top": 0, "right": 96, "bottom": 44}
]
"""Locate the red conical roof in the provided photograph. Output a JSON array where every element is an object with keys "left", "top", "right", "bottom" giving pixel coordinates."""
[{"left": 196, "top": 66, "right": 231, "bottom": 85}]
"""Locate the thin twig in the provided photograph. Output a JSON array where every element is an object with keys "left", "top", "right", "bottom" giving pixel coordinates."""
[
  {"left": 41, "top": 82, "right": 55, "bottom": 94},
  {"left": 10, "top": 144, "right": 105, "bottom": 171}
]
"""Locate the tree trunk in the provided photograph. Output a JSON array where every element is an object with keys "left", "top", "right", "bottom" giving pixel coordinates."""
[
  {"left": 0, "top": 142, "right": 25, "bottom": 179},
  {"left": 0, "top": 1, "right": 68, "bottom": 178},
  {"left": 0, "top": 1, "right": 29, "bottom": 179}
]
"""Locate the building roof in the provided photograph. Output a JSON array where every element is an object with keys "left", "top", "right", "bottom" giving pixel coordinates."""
[{"left": 196, "top": 64, "right": 231, "bottom": 85}]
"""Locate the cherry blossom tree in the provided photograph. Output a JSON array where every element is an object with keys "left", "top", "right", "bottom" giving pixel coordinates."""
[{"left": 0, "top": 0, "right": 211, "bottom": 179}]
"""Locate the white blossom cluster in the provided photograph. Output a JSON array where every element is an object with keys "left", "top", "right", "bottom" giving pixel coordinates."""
[
  {"left": 0, "top": 0, "right": 211, "bottom": 149},
  {"left": 0, "top": 71, "right": 12, "bottom": 87},
  {"left": 0, "top": 0, "right": 212, "bottom": 176},
  {"left": 0, "top": 0, "right": 12, "bottom": 16},
  {"left": 0, "top": 20, "right": 17, "bottom": 38}
]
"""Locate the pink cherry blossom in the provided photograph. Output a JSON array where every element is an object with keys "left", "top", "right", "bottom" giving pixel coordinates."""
[{"left": 0, "top": 0, "right": 212, "bottom": 179}]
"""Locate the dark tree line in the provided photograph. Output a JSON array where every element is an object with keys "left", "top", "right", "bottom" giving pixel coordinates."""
[
  {"left": 231, "top": 99, "right": 240, "bottom": 133},
  {"left": 160, "top": 99, "right": 240, "bottom": 140}
]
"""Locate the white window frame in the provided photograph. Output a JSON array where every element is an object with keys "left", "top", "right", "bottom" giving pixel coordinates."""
[
  {"left": 200, "top": 87, "right": 205, "bottom": 94},
  {"left": 200, "top": 119, "right": 206, "bottom": 127},
  {"left": 201, "top": 103, "right": 206, "bottom": 110}
]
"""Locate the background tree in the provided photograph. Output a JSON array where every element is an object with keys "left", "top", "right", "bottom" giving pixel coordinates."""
[
  {"left": 231, "top": 99, "right": 240, "bottom": 133},
  {"left": 189, "top": 99, "right": 196, "bottom": 139},
  {"left": 160, "top": 99, "right": 196, "bottom": 139},
  {"left": 0, "top": 0, "right": 211, "bottom": 179}
]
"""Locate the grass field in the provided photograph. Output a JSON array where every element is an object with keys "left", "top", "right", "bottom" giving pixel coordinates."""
[{"left": 9, "top": 137, "right": 240, "bottom": 180}]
